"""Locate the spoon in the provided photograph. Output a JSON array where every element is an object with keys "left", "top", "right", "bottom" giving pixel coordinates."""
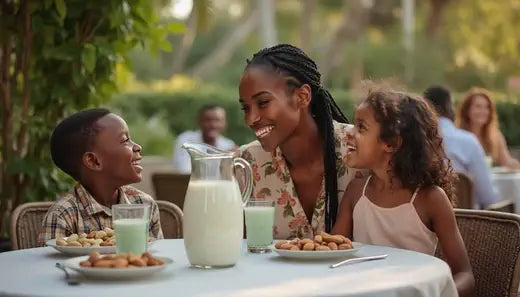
[
  {"left": 55, "top": 262, "right": 80, "bottom": 285},
  {"left": 330, "top": 254, "right": 388, "bottom": 269}
]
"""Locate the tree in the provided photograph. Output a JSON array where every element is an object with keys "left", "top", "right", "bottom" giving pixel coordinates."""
[
  {"left": 299, "top": 0, "right": 316, "bottom": 52},
  {"left": 320, "top": 0, "right": 371, "bottom": 85},
  {"left": 171, "top": 0, "right": 213, "bottom": 74},
  {"left": 190, "top": 9, "right": 260, "bottom": 79},
  {"left": 0, "top": 0, "right": 175, "bottom": 234},
  {"left": 445, "top": 0, "right": 520, "bottom": 77},
  {"left": 426, "top": 0, "right": 450, "bottom": 38}
]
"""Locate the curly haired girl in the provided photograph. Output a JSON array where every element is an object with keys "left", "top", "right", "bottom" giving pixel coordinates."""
[{"left": 332, "top": 89, "right": 474, "bottom": 297}]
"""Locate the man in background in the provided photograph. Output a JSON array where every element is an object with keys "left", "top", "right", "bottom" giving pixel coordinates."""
[
  {"left": 172, "top": 104, "right": 236, "bottom": 174},
  {"left": 424, "top": 85, "right": 498, "bottom": 208}
]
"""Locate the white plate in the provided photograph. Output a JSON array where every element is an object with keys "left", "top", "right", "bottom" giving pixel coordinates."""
[
  {"left": 63, "top": 255, "right": 173, "bottom": 280},
  {"left": 271, "top": 242, "right": 362, "bottom": 260},
  {"left": 46, "top": 239, "right": 156, "bottom": 256}
]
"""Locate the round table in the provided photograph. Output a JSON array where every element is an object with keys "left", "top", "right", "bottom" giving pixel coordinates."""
[
  {"left": 0, "top": 239, "right": 457, "bottom": 297},
  {"left": 492, "top": 171, "right": 520, "bottom": 213}
]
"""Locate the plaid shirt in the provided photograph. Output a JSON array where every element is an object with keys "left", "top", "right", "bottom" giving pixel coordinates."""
[{"left": 38, "top": 184, "right": 163, "bottom": 246}]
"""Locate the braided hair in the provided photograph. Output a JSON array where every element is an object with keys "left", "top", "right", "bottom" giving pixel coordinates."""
[{"left": 245, "top": 44, "right": 349, "bottom": 232}]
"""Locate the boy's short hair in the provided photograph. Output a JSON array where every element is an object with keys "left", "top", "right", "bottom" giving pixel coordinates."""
[
  {"left": 50, "top": 108, "right": 111, "bottom": 180},
  {"left": 423, "top": 85, "right": 455, "bottom": 121}
]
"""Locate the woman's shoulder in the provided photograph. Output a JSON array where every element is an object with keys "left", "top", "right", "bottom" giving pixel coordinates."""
[
  {"left": 239, "top": 140, "right": 271, "bottom": 164},
  {"left": 333, "top": 120, "right": 353, "bottom": 135},
  {"left": 332, "top": 120, "right": 353, "bottom": 151}
]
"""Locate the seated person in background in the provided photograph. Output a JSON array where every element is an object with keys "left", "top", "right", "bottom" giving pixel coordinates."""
[
  {"left": 172, "top": 104, "right": 236, "bottom": 174},
  {"left": 424, "top": 85, "right": 498, "bottom": 208},
  {"left": 38, "top": 108, "right": 163, "bottom": 246},
  {"left": 457, "top": 87, "right": 520, "bottom": 170},
  {"left": 332, "top": 89, "right": 474, "bottom": 297}
]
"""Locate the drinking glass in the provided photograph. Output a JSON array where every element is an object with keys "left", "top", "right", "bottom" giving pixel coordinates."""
[
  {"left": 244, "top": 200, "right": 275, "bottom": 253},
  {"left": 112, "top": 204, "right": 150, "bottom": 255}
]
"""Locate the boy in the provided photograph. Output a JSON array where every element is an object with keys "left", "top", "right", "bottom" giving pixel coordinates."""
[{"left": 38, "top": 108, "right": 163, "bottom": 245}]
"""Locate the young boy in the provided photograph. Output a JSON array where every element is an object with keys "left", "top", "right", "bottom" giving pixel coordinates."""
[{"left": 38, "top": 108, "right": 163, "bottom": 245}]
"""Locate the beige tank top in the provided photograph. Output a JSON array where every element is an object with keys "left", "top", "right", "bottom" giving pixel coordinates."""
[{"left": 352, "top": 176, "right": 438, "bottom": 255}]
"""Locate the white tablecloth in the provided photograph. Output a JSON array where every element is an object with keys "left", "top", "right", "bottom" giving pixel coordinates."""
[
  {"left": 492, "top": 172, "right": 520, "bottom": 213},
  {"left": 0, "top": 239, "right": 457, "bottom": 297}
]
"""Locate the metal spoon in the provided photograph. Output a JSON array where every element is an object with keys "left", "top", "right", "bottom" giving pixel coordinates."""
[
  {"left": 55, "top": 262, "right": 80, "bottom": 285},
  {"left": 330, "top": 254, "right": 388, "bottom": 269}
]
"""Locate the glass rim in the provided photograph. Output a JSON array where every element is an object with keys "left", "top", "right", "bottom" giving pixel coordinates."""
[
  {"left": 246, "top": 200, "right": 275, "bottom": 207},
  {"left": 112, "top": 203, "right": 150, "bottom": 210}
]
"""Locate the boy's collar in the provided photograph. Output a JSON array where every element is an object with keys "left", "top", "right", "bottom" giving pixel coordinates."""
[{"left": 75, "top": 184, "right": 131, "bottom": 216}]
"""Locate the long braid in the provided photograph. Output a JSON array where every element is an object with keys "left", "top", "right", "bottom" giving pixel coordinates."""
[{"left": 246, "top": 44, "right": 349, "bottom": 232}]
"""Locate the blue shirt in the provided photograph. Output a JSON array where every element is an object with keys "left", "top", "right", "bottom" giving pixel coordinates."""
[{"left": 438, "top": 117, "right": 498, "bottom": 207}]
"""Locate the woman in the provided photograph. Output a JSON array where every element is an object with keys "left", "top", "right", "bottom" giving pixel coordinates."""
[
  {"left": 457, "top": 88, "right": 520, "bottom": 169},
  {"left": 239, "top": 44, "right": 361, "bottom": 240}
]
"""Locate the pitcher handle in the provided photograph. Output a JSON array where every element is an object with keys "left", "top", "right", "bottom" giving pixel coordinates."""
[{"left": 233, "top": 157, "right": 253, "bottom": 206}]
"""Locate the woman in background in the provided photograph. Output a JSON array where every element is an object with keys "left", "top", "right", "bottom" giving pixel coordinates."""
[{"left": 457, "top": 88, "right": 520, "bottom": 169}]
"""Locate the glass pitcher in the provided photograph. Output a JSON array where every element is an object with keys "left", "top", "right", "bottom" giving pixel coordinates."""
[{"left": 181, "top": 142, "right": 253, "bottom": 268}]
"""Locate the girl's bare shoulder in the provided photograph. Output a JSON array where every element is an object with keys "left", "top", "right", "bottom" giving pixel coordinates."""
[
  {"left": 415, "top": 185, "right": 453, "bottom": 214},
  {"left": 344, "top": 175, "right": 370, "bottom": 204}
]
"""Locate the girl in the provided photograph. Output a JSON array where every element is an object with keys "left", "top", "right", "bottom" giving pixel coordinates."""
[
  {"left": 332, "top": 90, "right": 474, "bottom": 296},
  {"left": 239, "top": 44, "right": 361, "bottom": 240},
  {"left": 457, "top": 87, "right": 520, "bottom": 169}
]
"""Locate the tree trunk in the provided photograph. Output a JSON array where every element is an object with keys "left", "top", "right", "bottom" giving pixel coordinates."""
[
  {"left": 300, "top": 0, "right": 315, "bottom": 52},
  {"left": 0, "top": 35, "right": 14, "bottom": 234},
  {"left": 13, "top": 1, "right": 31, "bottom": 210},
  {"left": 320, "top": 0, "right": 369, "bottom": 84},
  {"left": 257, "top": 0, "right": 277, "bottom": 47},
  {"left": 190, "top": 10, "right": 260, "bottom": 79},
  {"left": 171, "top": 11, "right": 198, "bottom": 74},
  {"left": 427, "top": 0, "right": 449, "bottom": 38}
]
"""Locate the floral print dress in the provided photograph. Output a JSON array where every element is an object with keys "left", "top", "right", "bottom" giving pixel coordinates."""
[{"left": 240, "top": 121, "right": 362, "bottom": 239}]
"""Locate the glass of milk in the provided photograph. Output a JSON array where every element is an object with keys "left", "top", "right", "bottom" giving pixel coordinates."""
[
  {"left": 112, "top": 204, "right": 150, "bottom": 255},
  {"left": 244, "top": 200, "right": 275, "bottom": 253}
]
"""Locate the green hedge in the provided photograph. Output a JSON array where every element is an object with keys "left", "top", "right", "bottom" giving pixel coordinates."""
[
  {"left": 109, "top": 88, "right": 520, "bottom": 156},
  {"left": 496, "top": 102, "right": 520, "bottom": 147}
]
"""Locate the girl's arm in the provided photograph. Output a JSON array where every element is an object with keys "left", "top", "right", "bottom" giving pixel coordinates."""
[
  {"left": 496, "top": 131, "right": 520, "bottom": 169},
  {"left": 427, "top": 187, "right": 475, "bottom": 297},
  {"left": 331, "top": 178, "right": 365, "bottom": 238}
]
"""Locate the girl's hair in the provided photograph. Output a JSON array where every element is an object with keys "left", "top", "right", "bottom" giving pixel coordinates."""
[
  {"left": 245, "top": 44, "right": 349, "bottom": 232},
  {"left": 457, "top": 87, "right": 499, "bottom": 159},
  {"left": 364, "top": 90, "right": 456, "bottom": 203}
]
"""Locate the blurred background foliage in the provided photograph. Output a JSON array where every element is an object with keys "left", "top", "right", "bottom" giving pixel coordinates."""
[{"left": 109, "top": 0, "right": 520, "bottom": 156}]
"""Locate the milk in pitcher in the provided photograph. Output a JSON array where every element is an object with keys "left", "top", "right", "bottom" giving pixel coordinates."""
[{"left": 183, "top": 180, "right": 244, "bottom": 267}]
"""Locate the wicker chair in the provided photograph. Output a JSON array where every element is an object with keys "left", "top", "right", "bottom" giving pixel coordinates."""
[
  {"left": 485, "top": 200, "right": 516, "bottom": 213},
  {"left": 156, "top": 200, "right": 183, "bottom": 239},
  {"left": 436, "top": 209, "right": 520, "bottom": 297},
  {"left": 10, "top": 201, "right": 54, "bottom": 250},
  {"left": 152, "top": 173, "right": 190, "bottom": 209},
  {"left": 456, "top": 172, "right": 474, "bottom": 209}
]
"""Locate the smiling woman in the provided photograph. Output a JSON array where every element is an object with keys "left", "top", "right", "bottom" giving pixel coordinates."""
[
  {"left": 238, "top": 44, "right": 363, "bottom": 240},
  {"left": 457, "top": 88, "right": 520, "bottom": 169}
]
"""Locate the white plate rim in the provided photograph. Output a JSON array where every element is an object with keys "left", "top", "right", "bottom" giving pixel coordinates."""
[
  {"left": 271, "top": 241, "right": 363, "bottom": 259},
  {"left": 46, "top": 239, "right": 116, "bottom": 255},
  {"left": 63, "top": 255, "right": 173, "bottom": 280},
  {"left": 46, "top": 238, "right": 157, "bottom": 255}
]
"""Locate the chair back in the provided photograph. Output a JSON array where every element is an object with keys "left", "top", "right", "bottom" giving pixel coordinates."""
[
  {"left": 456, "top": 172, "right": 474, "bottom": 209},
  {"left": 152, "top": 173, "right": 190, "bottom": 209},
  {"left": 436, "top": 209, "right": 520, "bottom": 297},
  {"left": 156, "top": 200, "right": 183, "bottom": 239},
  {"left": 10, "top": 201, "right": 54, "bottom": 250},
  {"left": 485, "top": 200, "right": 516, "bottom": 213}
]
